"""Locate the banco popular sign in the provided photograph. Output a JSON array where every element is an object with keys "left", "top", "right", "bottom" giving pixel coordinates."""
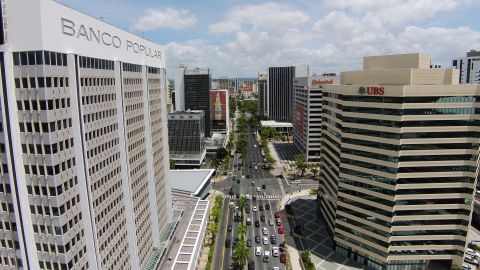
[{"left": 61, "top": 18, "right": 162, "bottom": 60}]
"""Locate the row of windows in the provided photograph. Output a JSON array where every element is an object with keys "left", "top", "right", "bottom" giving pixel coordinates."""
[
  {"left": 30, "top": 194, "right": 79, "bottom": 217},
  {"left": 17, "top": 98, "right": 70, "bottom": 111},
  {"left": 79, "top": 56, "right": 114, "bottom": 70},
  {"left": 343, "top": 137, "right": 479, "bottom": 151},
  {"left": 27, "top": 176, "right": 77, "bottom": 197},
  {"left": 86, "top": 123, "right": 118, "bottom": 142},
  {"left": 88, "top": 152, "right": 120, "bottom": 176},
  {"left": 147, "top": 66, "right": 160, "bottom": 74},
  {"left": 14, "top": 76, "right": 69, "bottom": 89},
  {"left": 343, "top": 106, "right": 478, "bottom": 116},
  {"left": 83, "top": 109, "right": 116, "bottom": 123},
  {"left": 24, "top": 157, "right": 76, "bottom": 176},
  {"left": 19, "top": 119, "right": 72, "bottom": 133},
  {"left": 82, "top": 93, "right": 116, "bottom": 106},
  {"left": 22, "top": 138, "right": 74, "bottom": 155},
  {"left": 13, "top": 51, "right": 67, "bottom": 66},
  {"left": 87, "top": 138, "right": 118, "bottom": 159},
  {"left": 123, "top": 63, "right": 141, "bottom": 72},
  {"left": 80, "top": 77, "right": 115, "bottom": 87},
  {"left": 338, "top": 94, "right": 477, "bottom": 104},
  {"left": 343, "top": 116, "right": 480, "bottom": 128}
]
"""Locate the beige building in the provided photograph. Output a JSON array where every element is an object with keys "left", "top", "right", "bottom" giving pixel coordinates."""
[{"left": 320, "top": 53, "right": 480, "bottom": 270}]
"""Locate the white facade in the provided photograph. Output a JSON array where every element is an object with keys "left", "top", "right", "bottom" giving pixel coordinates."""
[
  {"left": 0, "top": 0, "right": 172, "bottom": 269},
  {"left": 293, "top": 75, "right": 339, "bottom": 162},
  {"left": 174, "top": 67, "right": 185, "bottom": 111}
]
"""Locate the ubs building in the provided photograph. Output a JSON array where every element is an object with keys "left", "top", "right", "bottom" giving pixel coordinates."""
[{"left": 0, "top": 0, "right": 173, "bottom": 269}]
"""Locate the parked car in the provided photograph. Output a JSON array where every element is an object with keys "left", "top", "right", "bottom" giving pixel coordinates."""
[
  {"left": 275, "top": 212, "right": 281, "bottom": 218},
  {"left": 262, "top": 184, "right": 266, "bottom": 189},
  {"left": 245, "top": 207, "right": 251, "bottom": 214},
  {"left": 280, "top": 253, "right": 287, "bottom": 263},
  {"left": 248, "top": 260, "right": 255, "bottom": 270},
  {"left": 251, "top": 181, "right": 255, "bottom": 186},
  {"left": 270, "top": 234, "right": 277, "bottom": 244},
  {"left": 278, "top": 226, "right": 285, "bottom": 234},
  {"left": 247, "top": 239, "right": 252, "bottom": 247},
  {"left": 263, "top": 251, "right": 271, "bottom": 262},
  {"left": 230, "top": 202, "right": 235, "bottom": 208},
  {"left": 255, "top": 235, "right": 261, "bottom": 243},
  {"left": 276, "top": 218, "right": 281, "bottom": 226},
  {"left": 253, "top": 206, "right": 257, "bottom": 212},
  {"left": 259, "top": 205, "right": 264, "bottom": 211},
  {"left": 268, "top": 219, "right": 273, "bottom": 226},
  {"left": 263, "top": 236, "right": 269, "bottom": 245},
  {"left": 246, "top": 218, "right": 252, "bottom": 225},
  {"left": 260, "top": 215, "right": 265, "bottom": 222},
  {"left": 279, "top": 242, "right": 285, "bottom": 252},
  {"left": 256, "top": 187, "right": 261, "bottom": 192},
  {"left": 262, "top": 227, "right": 268, "bottom": 235},
  {"left": 255, "top": 246, "right": 262, "bottom": 256},
  {"left": 265, "top": 203, "right": 270, "bottom": 210}
]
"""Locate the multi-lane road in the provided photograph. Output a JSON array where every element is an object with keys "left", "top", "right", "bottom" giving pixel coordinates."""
[{"left": 213, "top": 126, "right": 287, "bottom": 270}]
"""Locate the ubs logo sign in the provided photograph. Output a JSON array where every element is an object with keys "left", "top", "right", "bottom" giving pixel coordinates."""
[{"left": 358, "top": 86, "right": 384, "bottom": 95}]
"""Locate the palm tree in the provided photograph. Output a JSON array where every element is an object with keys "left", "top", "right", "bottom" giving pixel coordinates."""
[
  {"left": 237, "top": 224, "right": 247, "bottom": 240},
  {"left": 208, "top": 222, "right": 218, "bottom": 245},
  {"left": 238, "top": 195, "right": 247, "bottom": 214},
  {"left": 233, "top": 240, "right": 251, "bottom": 268}
]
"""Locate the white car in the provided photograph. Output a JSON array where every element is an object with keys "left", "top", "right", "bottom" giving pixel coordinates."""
[
  {"left": 254, "top": 144, "right": 257, "bottom": 147},
  {"left": 252, "top": 206, "right": 258, "bottom": 212},
  {"left": 229, "top": 202, "right": 235, "bottom": 208},
  {"left": 272, "top": 267, "right": 280, "bottom": 270},
  {"left": 263, "top": 251, "right": 271, "bottom": 262},
  {"left": 255, "top": 246, "right": 262, "bottom": 256},
  {"left": 246, "top": 194, "right": 251, "bottom": 200},
  {"left": 256, "top": 187, "right": 261, "bottom": 192},
  {"left": 272, "top": 247, "right": 279, "bottom": 257},
  {"left": 235, "top": 206, "right": 239, "bottom": 211},
  {"left": 262, "top": 227, "right": 268, "bottom": 235},
  {"left": 263, "top": 236, "right": 268, "bottom": 245}
]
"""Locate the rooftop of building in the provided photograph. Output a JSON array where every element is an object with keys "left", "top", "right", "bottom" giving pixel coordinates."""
[
  {"left": 169, "top": 169, "right": 214, "bottom": 197},
  {"left": 260, "top": 120, "right": 293, "bottom": 128},
  {"left": 341, "top": 53, "right": 459, "bottom": 86},
  {"left": 467, "top": 50, "right": 480, "bottom": 57},
  {"left": 169, "top": 110, "right": 205, "bottom": 118}
]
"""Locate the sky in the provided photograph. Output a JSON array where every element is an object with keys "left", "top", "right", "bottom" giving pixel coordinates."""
[{"left": 59, "top": 0, "right": 480, "bottom": 78}]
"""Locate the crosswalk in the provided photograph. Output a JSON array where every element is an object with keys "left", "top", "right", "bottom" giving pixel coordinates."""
[{"left": 223, "top": 194, "right": 284, "bottom": 200}]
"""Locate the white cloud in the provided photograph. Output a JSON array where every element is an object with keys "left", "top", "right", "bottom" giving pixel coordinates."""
[
  {"left": 209, "top": 2, "right": 309, "bottom": 34},
  {"left": 133, "top": 7, "right": 197, "bottom": 31}
]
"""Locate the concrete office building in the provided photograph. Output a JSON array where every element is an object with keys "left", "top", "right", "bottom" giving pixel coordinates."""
[
  {"left": 0, "top": 0, "right": 173, "bottom": 269},
  {"left": 320, "top": 53, "right": 480, "bottom": 270},
  {"left": 174, "top": 67, "right": 211, "bottom": 137},
  {"left": 267, "top": 65, "right": 308, "bottom": 122},
  {"left": 293, "top": 74, "right": 338, "bottom": 162},
  {"left": 452, "top": 50, "right": 480, "bottom": 84},
  {"left": 258, "top": 72, "right": 268, "bottom": 117},
  {"left": 168, "top": 111, "right": 206, "bottom": 168}
]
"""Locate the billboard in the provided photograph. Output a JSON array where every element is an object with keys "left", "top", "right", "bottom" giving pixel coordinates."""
[{"left": 211, "top": 90, "right": 228, "bottom": 131}]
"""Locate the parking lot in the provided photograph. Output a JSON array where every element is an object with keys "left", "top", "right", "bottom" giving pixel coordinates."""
[{"left": 284, "top": 196, "right": 364, "bottom": 270}]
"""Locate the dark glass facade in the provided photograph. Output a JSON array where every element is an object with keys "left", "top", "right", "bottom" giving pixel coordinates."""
[
  {"left": 268, "top": 66, "right": 295, "bottom": 122},
  {"left": 184, "top": 73, "right": 211, "bottom": 137}
]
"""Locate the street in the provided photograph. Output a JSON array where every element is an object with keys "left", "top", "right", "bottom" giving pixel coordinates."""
[{"left": 213, "top": 126, "right": 287, "bottom": 270}]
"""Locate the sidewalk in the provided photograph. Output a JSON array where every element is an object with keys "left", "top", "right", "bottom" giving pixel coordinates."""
[{"left": 277, "top": 189, "right": 315, "bottom": 270}]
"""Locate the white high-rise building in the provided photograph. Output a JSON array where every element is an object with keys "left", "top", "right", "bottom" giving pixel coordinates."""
[
  {"left": 452, "top": 50, "right": 480, "bottom": 84},
  {"left": 0, "top": 0, "right": 172, "bottom": 269}
]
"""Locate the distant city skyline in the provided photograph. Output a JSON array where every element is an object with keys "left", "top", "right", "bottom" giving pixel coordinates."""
[{"left": 59, "top": 0, "right": 480, "bottom": 77}]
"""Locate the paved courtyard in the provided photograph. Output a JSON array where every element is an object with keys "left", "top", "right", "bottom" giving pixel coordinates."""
[{"left": 285, "top": 197, "right": 365, "bottom": 270}]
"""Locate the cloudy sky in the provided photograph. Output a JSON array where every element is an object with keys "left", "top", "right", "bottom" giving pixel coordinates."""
[{"left": 60, "top": 0, "right": 480, "bottom": 77}]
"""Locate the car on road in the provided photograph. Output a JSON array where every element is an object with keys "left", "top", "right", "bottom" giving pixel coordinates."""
[
  {"left": 276, "top": 218, "right": 281, "bottom": 226},
  {"left": 263, "top": 236, "right": 269, "bottom": 245},
  {"left": 236, "top": 193, "right": 240, "bottom": 199},
  {"left": 275, "top": 211, "right": 281, "bottom": 218},
  {"left": 268, "top": 219, "right": 273, "bottom": 226},
  {"left": 262, "top": 227, "right": 268, "bottom": 235},
  {"left": 279, "top": 242, "right": 285, "bottom": 252},
  {"left": 260, "top": 215, "right": 265, "bottom": 222},
  {"left": 280, "top": 253, "right": 286, "bottom": 263},
  {"left": 245, "top": 207, "right": 250, "bottom": 214},
  {"left": 254, "top": 165, "right": 258, "bottom": 170},
  {"left": 262, "top": 184, "right": 266, "bottom": 189},
  {"left": 254, "top": 144, "right": 257, "bottom": 147},
  {"left": 246, "top": 174, "right": 250, "bottom": 178},
  {"left": 272, "top": 267, "right": 280, "bottom": 270},
  {"left": 246, "top": 218, "right": 252, "bottom": 225},
  {"left": 228, "top": 224, "right": 232, "bottom": 232},
  {"left": 255, "top": 235, "right": 261, "bottom": 243},
  {"left": 255, "top": 246, "right": 262, "bottom": 256},
  {"left": 235, "top": 206, "right": 239, "bottom": 211},
  {"left": 463, "top": 265, "right": 472, "bottom": 270},
  {"left": 237, "top": 179, "right": 240, "bottom": 184},
  {"left": 252, "top": 206, "right": 258, "bottom": 212},
  {"left": 272, "top": 247, "right": 279, "bottom": 257},
  {"left": 255, "top": 220, "right": 260, "bottom": 227},
  {"left": 229, "top": 189, "right": 234, "bottom": 196},
  {"left": 225, "top": 239, "right": 231, "bottom": 247},
  {"left": 265, "top": 203, "right": 270, "bottom": 210},
  {"left": 248, "top": 260, "right": 255, "bottom": 270},
  {"left": 278, "top": 226, "right": 285, "bottom": 234},
  {"left": 251, "top": 181, "right": 255, "bottom": 186},
  {"left": 259, "top": 205, "right": 264, "bottom": 211},
  {"left": 228, "top": 263, "right": 236, "bottom": 270},
  {"left": 246, "top": 194, "right": 251, "bottom": 200},
  {"left": 263, "top": 251, "right": 271, "bottom": 262},
  {"left": 232, "top": 175, "right": 236, "bottom": 180},
  {"left": 230, "top": 202, "right": 235, "bottom": 208},
  {"left": 247, "top": 239, "right": 252, "bottom": 247},
  {"left": 270, "top": 235, "right": 277, "bottom": 244},
  {"left": 256, "top": 187, "right": 261, "bottom": 192}
]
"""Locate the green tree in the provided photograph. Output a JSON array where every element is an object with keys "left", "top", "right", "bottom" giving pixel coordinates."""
[
  {"left": 309, "top": 163, "right": 320, "bottom": 179},
  {"left": 238, "top": 195, "right": 247, "bottom": 213},
  {"left": 294, "top": 154, "right": 309, "bottom": 177},
  {"left": 208, "top": 222, "right": 218, "bottom": 244},
  {"left": 232, "top": 240, "right": 251, "bottom": 268},
  {"left": 237, "top": 224, "right": 248, "bottom": 240}
]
